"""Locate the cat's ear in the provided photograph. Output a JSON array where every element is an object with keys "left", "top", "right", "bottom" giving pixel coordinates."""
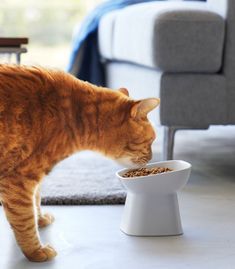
[
  {"left": 131, "top": 98, "right": 160, "bottom": 118},
  {"left": 118, "top": 88, "right": 129, "bottom": 97}
]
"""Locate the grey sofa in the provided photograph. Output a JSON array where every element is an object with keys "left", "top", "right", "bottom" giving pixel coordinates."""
[{"left": 98, "top": 0, "right": 235, "bottom": 160}]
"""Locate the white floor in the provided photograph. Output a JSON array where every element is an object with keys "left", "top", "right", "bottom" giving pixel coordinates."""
[
  {"left": 1, "top": 126, "right": 235, "bottom": 269},
  {"left": 1, "top": 185, "right": 235, "bottom": 269}
]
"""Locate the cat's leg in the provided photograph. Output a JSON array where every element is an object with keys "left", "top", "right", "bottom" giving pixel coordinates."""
[
  {"left": 35, "top": 185, "right": 54, "bottom": 228},
  {"left": 0, "top": 179, "right": 57, "bottom": 262}
]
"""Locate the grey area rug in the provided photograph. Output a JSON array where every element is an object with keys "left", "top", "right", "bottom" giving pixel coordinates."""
[
  {"left": 41, "top": 126, "right": 235, "bottom": 205},
  {"left": 41, "top": 152, "right": 125, "bottom": 205}
]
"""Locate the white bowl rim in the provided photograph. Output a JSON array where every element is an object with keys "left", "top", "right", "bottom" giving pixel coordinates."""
[{"left": 116, "top": 160, "right": 191, "bottom": 180}]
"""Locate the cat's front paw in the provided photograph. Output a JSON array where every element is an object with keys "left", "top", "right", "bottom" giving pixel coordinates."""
[
  {"left": 38, "top": 213, "right": 55, "bottom": 228},
  {"left": 26, "top": 244, "right": 57, "bottom": 262}
]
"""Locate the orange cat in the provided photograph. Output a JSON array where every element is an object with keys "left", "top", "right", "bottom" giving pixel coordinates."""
[{"left": 0, "top": 64, "right": 159, "bottom": 262}]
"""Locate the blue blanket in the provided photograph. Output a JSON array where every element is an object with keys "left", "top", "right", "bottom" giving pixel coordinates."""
[{"left": 67, "top": 0, "right": 164, "bottom": 86}]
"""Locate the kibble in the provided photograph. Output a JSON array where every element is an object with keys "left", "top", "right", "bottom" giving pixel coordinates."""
[{"left": 122, "top": 167, "right": 172, "bottom": 178}]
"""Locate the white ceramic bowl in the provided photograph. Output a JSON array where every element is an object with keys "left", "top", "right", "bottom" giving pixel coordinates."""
[{"left": 116, "top": 160, "right": 191, "bottom": 236}]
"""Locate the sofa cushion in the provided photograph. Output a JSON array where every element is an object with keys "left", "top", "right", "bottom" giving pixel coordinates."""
[
  {"left": 98, "top": 10, "right": 121, "bottom": 60},
  {"left": 98, "top": 1, "right": 225, "bottom": 72}
]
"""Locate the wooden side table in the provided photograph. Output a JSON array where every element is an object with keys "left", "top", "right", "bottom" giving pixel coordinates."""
[{"left": 0, "top": 37, "right": 29, "bottom": 64}]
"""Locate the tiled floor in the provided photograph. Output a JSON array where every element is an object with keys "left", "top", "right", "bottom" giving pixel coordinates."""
[{"left": 1, "top": 126, "right": 235, "bottom": 269}]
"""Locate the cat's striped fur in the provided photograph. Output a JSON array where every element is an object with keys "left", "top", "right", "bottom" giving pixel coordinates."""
[{"left": 0, "top": 65, "right": 159, "bottom": 262}]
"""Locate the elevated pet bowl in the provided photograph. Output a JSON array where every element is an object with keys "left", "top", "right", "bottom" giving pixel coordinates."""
[{"left": 116, "top": 160, "right": 191, "bottom": 236}]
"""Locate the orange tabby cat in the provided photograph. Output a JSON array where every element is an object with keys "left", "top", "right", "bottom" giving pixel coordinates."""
[{"left": 0, "top": 64, "right": 159, "bottom": 262}]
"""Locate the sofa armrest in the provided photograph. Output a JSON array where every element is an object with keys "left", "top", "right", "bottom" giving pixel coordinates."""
[
  {"left": 152, "top": 10, "right": 225, "bottom": 72},
  {"left": 100, "top": 1, "right": 225, "bottom": 72}
]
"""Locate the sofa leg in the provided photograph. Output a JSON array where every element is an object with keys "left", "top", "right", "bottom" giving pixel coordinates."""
[
  {"left": 162, "top": 125, "right": 210, "bottom": 160},
  {"left": 163, "top": 126, "right": 177, "bottom": 160}
]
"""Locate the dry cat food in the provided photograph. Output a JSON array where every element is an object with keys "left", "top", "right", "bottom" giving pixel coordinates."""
[{"left": 122, "top": 167, "right": 172, "bottom": 178}]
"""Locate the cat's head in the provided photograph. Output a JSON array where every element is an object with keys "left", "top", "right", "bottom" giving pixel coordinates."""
[{"left": 106, "top": 88, "right": 160, "bottom": 168}]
